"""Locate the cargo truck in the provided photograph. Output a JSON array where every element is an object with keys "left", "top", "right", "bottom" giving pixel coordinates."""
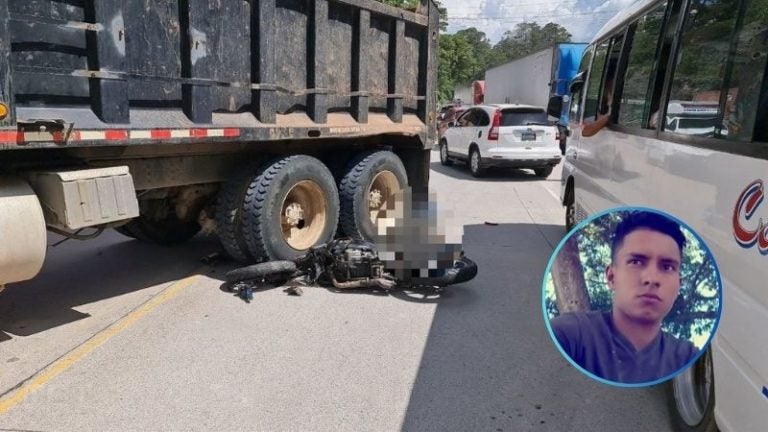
[{"left": 0, "top": 0, "right": 439, "bottom": 289}]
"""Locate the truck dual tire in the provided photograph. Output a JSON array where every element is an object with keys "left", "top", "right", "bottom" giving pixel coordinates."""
[
  {"left": 215, "top": 167, "right": 258, "bottom": 262},
  {"left": 339, "top": 150, "right": 408, "bottom": 241},
  {"left": 241, "top": 155, "right": 339, "bottom": 262}
]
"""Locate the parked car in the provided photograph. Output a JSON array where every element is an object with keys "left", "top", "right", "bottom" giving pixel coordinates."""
[{"left": 438, "top": 104, "right": 562, "bottom": 178}]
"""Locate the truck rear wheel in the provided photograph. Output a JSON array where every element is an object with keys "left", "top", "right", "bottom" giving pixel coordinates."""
[
  {"left": 242, "top": 155, "right": 339, "bottom": 262},
  {"left": 339, "top": 150, "right": 408, "bottom": 241},
  {"left": 215, "top": 168, "right": 256, "bottom": 262}
]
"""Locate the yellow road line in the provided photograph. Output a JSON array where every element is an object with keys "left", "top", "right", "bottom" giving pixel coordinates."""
[{"left": 0, "top": 271, "right": 202, "bottom": 415}]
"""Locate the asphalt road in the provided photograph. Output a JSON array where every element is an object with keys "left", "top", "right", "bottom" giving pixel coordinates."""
[{"left": 0, "top": 151, "right": 676, "bottom": 431}]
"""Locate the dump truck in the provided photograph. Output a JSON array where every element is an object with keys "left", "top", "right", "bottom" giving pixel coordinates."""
[{"left": 0, "top": 0, "right": 439, "bottom": 289}]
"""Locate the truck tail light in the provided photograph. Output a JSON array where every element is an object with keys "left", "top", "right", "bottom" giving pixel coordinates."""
[{"left": 488, "top": 110, "right": 501, "bottom": 141}]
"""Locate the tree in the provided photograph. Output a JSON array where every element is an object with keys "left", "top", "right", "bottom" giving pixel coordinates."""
[
  {"left": 490, "top": 22, "right": 572, "bottom": 67},
  {"left": 437, "top": 33, "right": 477, "bottom": 101},
  {"left": 551, "top": 235, "right": 591, "bottom": 313},
  {"left": 454, "top": 28, "right": 492, "bottom": 81},
  {"left": 378, "top": 0, "right": 448, "bottom": 31}
]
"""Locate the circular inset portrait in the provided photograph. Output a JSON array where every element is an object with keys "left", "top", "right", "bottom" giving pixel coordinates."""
[{"left": 543, "top": 208, "right": 722, "bottom": 386}]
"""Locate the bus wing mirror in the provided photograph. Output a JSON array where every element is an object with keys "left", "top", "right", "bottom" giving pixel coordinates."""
[
  {"left": 569, "top": 78, "right": 584, "bottom": 94},
  {"left": 547, "top": 96, "right": 563, "bottom": 118}
]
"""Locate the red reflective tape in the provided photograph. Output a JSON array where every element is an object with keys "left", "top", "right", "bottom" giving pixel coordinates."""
[
  {"left": 0, "top": 131, "right": 23, "bottom": 143},
  {"left": 105, "top": 130, "right": 128, "bottom": 140},
  {"left": 190, "top": 128, "right": 208, "bottom": 137},
  {"left": 51, "top": 132, "right": 63, "bottom": 142},
  {"left": 223, "top": 128, "right": 240, "bottom": 137},
  {"left": 151, "top": 129, "right": 172, "bottom": 139}
]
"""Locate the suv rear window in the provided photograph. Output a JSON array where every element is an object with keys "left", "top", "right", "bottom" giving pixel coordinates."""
[{"left": 500, "top": 109, "right": 549, "bottom": 126}]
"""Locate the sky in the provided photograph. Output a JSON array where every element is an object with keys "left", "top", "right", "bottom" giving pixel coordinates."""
[{"left": 441, "top": 0, "right": 638, "bottom": 44}]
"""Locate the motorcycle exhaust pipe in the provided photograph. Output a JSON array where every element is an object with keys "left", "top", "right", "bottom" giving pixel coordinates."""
[{"left": 330, "top": 275, "right": 397, "bottom": 290}]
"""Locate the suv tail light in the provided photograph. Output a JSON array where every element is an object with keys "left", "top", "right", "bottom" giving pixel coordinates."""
[{"left": 488, "top": 110, "right": 501, "bottom": 141}]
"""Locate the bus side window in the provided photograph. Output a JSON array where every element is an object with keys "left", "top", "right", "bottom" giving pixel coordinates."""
[
  {"left": 602, "top": 34, "right": 625, "bottom": 116},
  {"left": 617, "top": 3, "right": 668, "bottom": 129},
  {"left": 722, "top": 0, "right": 768, "bottom": 142},
  {"left": 570, "top": 46, "right": 594, "bottom": 123},
  {"left": 665, "top": 0, "right": 741, "bottom": 138},
  {"left": 570, "top": 85, "right": 584, "bottom": 124},
  {"left": 584, "top": 42, "right": 610, "bottom": 120},
  {"left": 647, "top": 0, "right": 684, "bottom": 129}
]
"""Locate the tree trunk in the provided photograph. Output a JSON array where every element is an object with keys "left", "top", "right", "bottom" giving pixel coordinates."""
[{"left": 552, "top": 235, "right": 591, "bottom": 313}]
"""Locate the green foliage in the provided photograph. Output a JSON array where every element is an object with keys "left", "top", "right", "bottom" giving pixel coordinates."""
[
  {"left": 437, "top": 32, "right": 485, "bottom": 102},
  {"left": 455, "top": 28, "right": 493, "bottom": 81},
  {"left": 376, "top": 2, "right": 573, "bottom": 106},
  {"left": 377, "top": 0, "right": 448, "bottom": 30},
  {"left": 436, "top": 21, "right": 572, "bottom": 103},
  {"left": 564, "top": 211, "right": 720, "bottom": 347},
  {"left": 378, "top": 0, "right": 420, "bottom": 8},
  {"left": 489, "top": 22, "right": 572, "bottom": 68}
]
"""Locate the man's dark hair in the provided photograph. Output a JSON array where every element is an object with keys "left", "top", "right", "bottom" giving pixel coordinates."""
[{"left": 610, "top": 211, "right": 686, "bottom": 261}]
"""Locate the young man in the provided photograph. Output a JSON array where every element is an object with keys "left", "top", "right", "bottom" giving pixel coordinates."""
[{"left": 551, "top": 211, "right": 699, "bottom": 384}]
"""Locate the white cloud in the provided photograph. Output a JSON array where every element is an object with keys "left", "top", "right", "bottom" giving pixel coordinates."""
[{"left": 441, "top": 0, "right": 637, "bottom": 44}]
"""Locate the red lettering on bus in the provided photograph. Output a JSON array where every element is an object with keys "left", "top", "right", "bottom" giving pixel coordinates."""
[{"left": 733, "top": 180, "right": 764, "bottom": 249}]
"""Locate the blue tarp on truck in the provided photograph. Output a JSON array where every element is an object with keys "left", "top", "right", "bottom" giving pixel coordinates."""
[{"left": 552, "top": 43, "right": 587, "bottom": 125}]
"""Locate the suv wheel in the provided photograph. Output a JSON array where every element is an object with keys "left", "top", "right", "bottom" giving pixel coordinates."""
[
  {"left": 469, "top": 148, "right": 484, "bottom": 177},
  {"left": 439, "top": 141, "right": 453, "bottom": 166}
]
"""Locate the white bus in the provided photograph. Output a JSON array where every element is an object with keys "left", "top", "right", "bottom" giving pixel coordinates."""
[{"left": 552, "top": 0, "right": 768, "bottom": 430}]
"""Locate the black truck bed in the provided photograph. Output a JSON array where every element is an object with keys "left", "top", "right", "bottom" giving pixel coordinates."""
[{"left": 0, "top": 0, "right": 438, "bottom": 150}]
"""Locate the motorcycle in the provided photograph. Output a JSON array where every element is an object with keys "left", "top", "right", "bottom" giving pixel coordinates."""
[{"left": 225, "top": 238, "right": 478, "bottom": 300}]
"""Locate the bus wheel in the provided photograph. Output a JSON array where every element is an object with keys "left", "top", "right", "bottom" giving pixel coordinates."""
[
  {"left": 242, "top": 155, "right": 339, "bottom": 262},
  {"left": 565, "top": 203, "right": 576, "bottom": 232},
  {"left": 215, "top": 167, "right": 257, "bottom": 262},
  {"left": 339, "top": 150, "right": 408, "bottom": 241},
  {"left": 565, "top": 187, "right": 576, "bottom": 232},
  {"left": 669, "top": 349, "right": 717, "bottom": 432}
]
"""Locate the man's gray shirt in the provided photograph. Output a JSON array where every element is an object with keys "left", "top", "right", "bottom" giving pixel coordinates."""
[{"left": 551, "top": 311, "right": 699, "bottom": 384}]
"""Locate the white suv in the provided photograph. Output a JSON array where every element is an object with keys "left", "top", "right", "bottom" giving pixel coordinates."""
[{"left": 439, "top": 104, "right": 562, "bottom": 178}]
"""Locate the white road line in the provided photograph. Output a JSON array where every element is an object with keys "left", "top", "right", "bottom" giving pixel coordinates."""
[{"left": 543, "top": 183, "right": 560, "bottom": 203}]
